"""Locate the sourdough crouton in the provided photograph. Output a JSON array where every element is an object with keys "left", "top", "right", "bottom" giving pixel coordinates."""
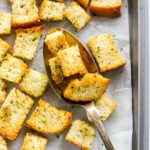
[
  {"left": 0, "top": 54, "right": 27, "bottom": 83},
  {"left": 0, "top": 88, "right": 34, "bottom": 140},
  {"left": 25, "top": 99, "right": 72, "bottom": 134},
  {"left": 49, "top": 57, "right": 64, "bottom": 84},
  {"left": 87, "top": 33, "right": 126, "bottom": 72},
  {"left": 95, "top": 95, "right": 116, "bottom": 122},
  {"left": 40, "top": 0, "right": 65, "bottom": 21},
  {"left": 13, "top": 26, "right": 44, "bottom": 60},
  {"left": 0, "top": 136, "right": 7, "bottom": 150},
  {"left": 90, "top": 0, "right": 122, "bottom": 17},
  {"left": 21, "top": 132, "right": 47, "bottom": 150},
  {"left": 63, "top": 73, "right": 110, "bottom": 102},
  {"left": 0, "top": 79, "right": 7, "bottom": 103},
  {"left": 57, "top": 45, "right": 87, "bottom": 77},
  {"left": 19, "top": 68, "right": 49, "bottom": 97},
  {"left": 0, "top": 38, "right": 11, "bottom": 62},
  {"left": 64, "top": 2, "right": 90, "bottom": 31},
  {"left": 45, "top": 31, "right": 69, "bottom": 56},
  {"left": 10, "top": 0, "right": 40, "bottom": 29},
  {"left": 65, "top": 120, "right": 94, "bottom": 150},
  {"left": 0, "top": 13, "right": 12, "bottom": 35},
  {"left": 77, "top": 0, "right": 90, "bottom": 10}
]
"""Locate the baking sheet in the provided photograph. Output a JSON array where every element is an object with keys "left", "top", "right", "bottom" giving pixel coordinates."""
[{"left": 0, "top": 0, "right": 132, "bottom": 150}]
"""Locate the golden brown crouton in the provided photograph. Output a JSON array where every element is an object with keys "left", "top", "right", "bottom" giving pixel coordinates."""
[
  {"left": 49, "top": 57, "right": 64, "bottom": 84},
  {"left": 64, "top": 2, "right": 91, "bottom": 31},
  {"left": 87, "top": 33, "right": 126, "bottom": 72},
  {"left": 40, "top": 0, "right": 65, "bottom": 21},
  {"left": 63, "top": 73, "right": 110, "bottom": 102},
  {"left": 0, "top": 88, "right": 34, "bottom": 140},
  {"left": 21, "top": 132, "right": 47, "bottom": 150},
  {"left": 57, "top": 45, "right": 87, "bottom": 77},
  {"left": 0, "top": 13, "right": 12, "bottom": 35},
  {"left": 90, "top": 0, "right": 122, "bottom": 17},
  {"left": 95, "top": 95, "right": 116, "bottom": 122},
  {"left": 19, "top": 68, "right": 49, "bottom": 97},
  {"left": 0, "top": 136, "right": 7, "bottom": 150},
  {"left": 77, "top": 0, "right": 90, "bottom": 10},
  {"left": 0, "top": 79, "right": 7, "bottom": 103},
  {"left": 0, "top": 54, "right": 27, "bottom": 83},
  {"left": 0, "top": 38, "right": 11, "bottom": 62},
  {"left": 10, "top": 0, "right": 40, "bottom": 28},
  {"left": 65, "top": 120, "right": 94, "bottom": 150},
  {"left": 13, "top": 26, "right": 45, "bottom": 60},
  {"left": 45, "top": 30, "right": 69, "bottom": 56},
  {"left": 25, "top": 99, "right": 72, "bottom": 134}
]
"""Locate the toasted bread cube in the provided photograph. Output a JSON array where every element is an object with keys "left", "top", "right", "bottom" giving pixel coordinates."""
[
  {"left": 0, "top": 38, "right": 11, "bottom": 62},
  {"left": 0, "top": 88, "right": 34, "bottom": 140},
  {"left": 90, "top": 0, "right": 121, "bottom": 17},
  {"left": 49, "top": 57, "right": 64, "bottom": 84},
  {"left": 95, "top": 95, "right": 116, "bottom": 122},
  {"left": 64, "top": 73, "right": 110, "bottom": 102},
  {"left": 45, "top": 31, "right": 69, "bottom": 56},
  {"left": 0, "top": 79, "right": 7, "bottom": 103},
  {"left": 0, "top": 54, "right": 27, "bottom": 83},
  {"left": 64, "top": 2, "right": 90, "bottom": 31},
  {"left": 10, "top": 0, "right": 40, "bottom": 29},
  {"left": 19, "top": 68, "right": 49, "bottom": 97},
  {"left": 0, "top": 13, "right": 12, "bottom": 35},
  {"left": 21, "top": 132, "right": 47, "bottom": 150},
  {"left": 77, "top": 0, "right": 90, "bottom": 10},
  {"left": 25, "top": 99, "right": 72, "bottom": 134},
  {"left": 13, "top": 26, "right": 45, "bottom": 60},
  {"left": 88, "top": 33, "right": 126, "bottom": 72},
  {"left": 58, "top": 45, "right": 87, "bottom": 77},
  {"left": 65, "top": 120, "right": 94, "bottom": 150},
  {"left": 0, "top": 136, "right": 7, "bottom": 150},
  {"left": 40, "top": 0, "right": 65, "bottom": 21}
]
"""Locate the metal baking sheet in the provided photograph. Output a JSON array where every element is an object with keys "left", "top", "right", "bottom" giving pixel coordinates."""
[{"left": 0, "top": 0, "right": 133, "bottom": 150}]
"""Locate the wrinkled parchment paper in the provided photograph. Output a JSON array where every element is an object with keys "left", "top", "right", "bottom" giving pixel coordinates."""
[{"left": 0, "top": 0, "right": 132, "bottom": 149}]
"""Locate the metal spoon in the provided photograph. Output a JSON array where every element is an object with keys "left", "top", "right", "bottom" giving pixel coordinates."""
[{"left": 43, "top": 28, "right": 114, "bottom": 150}]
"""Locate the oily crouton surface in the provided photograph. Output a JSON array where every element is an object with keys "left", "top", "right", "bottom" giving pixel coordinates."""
[
  {"left": 77, "top": 0, "right": 90, "bottom": 10},
  {"left": 0, "top": 79, "right": 7, "bottom": 103}
]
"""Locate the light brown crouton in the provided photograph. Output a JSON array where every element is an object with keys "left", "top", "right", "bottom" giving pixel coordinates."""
[
  {"left": 90, "top": 0, "right": 122, "bottom": 17},
  {"left": 63, "top": 73, "right": 110, "bottom": 102},
  {"left": 77, "top": 0, "right": 90, "bottom": 10},
  {"left": 65, "top": 120, "right": 94, "bottom": 150},
  {"left": 87, "top": 33, "right": 126, "bottom": 72},
  {"left": 25, "top": 99, "right": 72, "bottom": 134},
  {"left": 0, "top": 79, "right": 7, "bottom": 103},
  {"left": 0, "top": 136, "right": 7, "bottom": 150},
  {"left": 0, "top": 88, "right": 34, "bottom": 140}
]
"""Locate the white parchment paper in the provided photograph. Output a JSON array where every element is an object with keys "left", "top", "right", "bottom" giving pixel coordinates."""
[{"left": 0, "top": 0, "right": 132, "bottom": 150}]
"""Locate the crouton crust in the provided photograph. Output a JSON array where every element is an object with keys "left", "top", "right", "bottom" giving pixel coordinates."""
[
  {"left": 77, "top": 0, "right": 89, "bottom": 10},
  {"left": 0, "top": 79, "right": 7, "bottom": 103}
]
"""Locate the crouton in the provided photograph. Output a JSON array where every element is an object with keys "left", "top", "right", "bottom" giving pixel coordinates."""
[
  {"left": 90, "top": 0, "right": 122, "bottom": 17},
  {"left": 0, "top": 79, "right": 7, "bottom": 103},
  {"left": 19, "top": 68, "right": 49, "bottom": 97},
  {"left": 25, "top": 99, "right": 72, "bottom": 134},
  {"left": 63, "top": 73, "right": 110, "bottom": 102},
  {"left": 13, "top": 26, "right": 45, "bottom": 60},
  {"left": 10, "top": 0, "right": 40, "bottom": 29},
  {"left": 45, "top": 30, "right": 69, "bottom": 56},
  {"left": 64, "top": 2, "right": 91, "bottom": 31},
  {"left": 57, "top": 45, "right": 87, "bottom": 77},
  {"left": 77, "top": 0, "right": 90, "bottom": 10},
  {"left": 0, "top": 38, "right": 11, "bottom": 62},
  {"left": 0, "top": 54, "right": 27, "bottom": 83},
  {"left": 0, "top": 13, "right": 12, "bottom": 35},
  {"left": 49, "top": 57, "right": 64, "bottom": 84},
  {"left": 87, "top": 33, "right": 126, "bottom": 72},
  {"left": 0, "top": 88, "right": 34, "bottom": 140},
  {"left": 65, "top": 120, "right": 94, "bottom": 150},
  {"left": 40, "top": 0, "right": 65, "bottom": 21},
  {"left": 21, "top": 132, "right": 47, "bottom": 150},
  {"left": 95, "top": 95, "right": 116, "bottom": 122},
  {"left": 0, "top": 136, "right": 7, "bottom": 150}
]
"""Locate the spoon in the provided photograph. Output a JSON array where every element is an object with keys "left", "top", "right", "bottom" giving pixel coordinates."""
[{"left": 43, "top": 28, "right": 114, "bottom": 150}]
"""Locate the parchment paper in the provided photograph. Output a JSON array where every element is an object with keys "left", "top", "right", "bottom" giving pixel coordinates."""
[{"left": 0, "top": 0, "right": 132, "bottom": 150}]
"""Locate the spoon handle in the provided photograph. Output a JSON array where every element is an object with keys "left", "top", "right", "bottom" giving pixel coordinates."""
[{"left": 83, "top": 102, "right": 114, "bottom": 150}]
